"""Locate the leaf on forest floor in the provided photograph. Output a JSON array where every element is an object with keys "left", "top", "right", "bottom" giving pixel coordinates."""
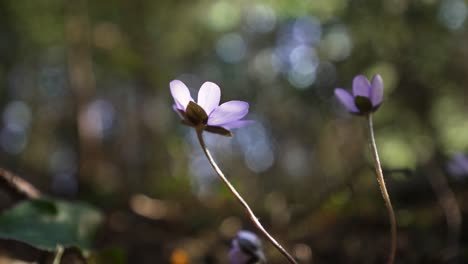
[{"left": 0, "top": 198, "right": 103, "bottom": 252}]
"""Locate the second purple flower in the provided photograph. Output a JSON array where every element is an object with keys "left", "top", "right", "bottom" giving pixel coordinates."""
[
  {"left": 228, "top": 230, "right": 265, "bottom": 264},
  {"left": 334, "top": 74, "right": 384, "bottom": 115}
]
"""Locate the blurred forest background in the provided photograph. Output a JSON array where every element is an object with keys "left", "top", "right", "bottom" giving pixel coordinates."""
[{"left": 0, "top": 0, "right": 467, "bottom": 263}]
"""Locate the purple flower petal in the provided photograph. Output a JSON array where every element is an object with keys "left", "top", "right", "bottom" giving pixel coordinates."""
[
  {"left": 172, "top": 104, "right": 184, "bottom": 119},
  {"left": 228, "top": 230, "right": 263, "bottom": 264},
  {"left": 221, "top": 120, "right": 254, "bottom": 129},
  {"left": 197, "top": 81, "right": 221, "bottom": 115},
  {"left": 454, "top": 154, "right": 468, "bottom": 172},
  {"left": 228, "top": 241, "right": 251, "bottom": 264},
  {"left": 370, "top": 74, "right": 384, "bottom": 107},
  {"left": 208, "top": 100, "right": 249, "bottom": 126},
  {"left": 237, "top": 230, "right": 261, "bottom": 245},
  {"left": 170, "top": 80, "right": 193, "bottom": 110},
  {"left": 447, "top": 153, "right": 468, "bottom": 178},
  {"left": 352, "top": 75, "right": 371, "bottom": 97},
  {"left": 334, "top": 88, "right": 358, "bottom": 113}
]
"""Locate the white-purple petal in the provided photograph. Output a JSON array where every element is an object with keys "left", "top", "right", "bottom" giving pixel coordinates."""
[
  {"left": 352, "top": 75, "right": 371, "bottom": 97},
  {"left": 170, "top": 80, "right": 193, "bottom": 110},
  {"left": 334, "top": 88, "right": 358, "bottom": 113},
  {"left": 221, "top": 120, "right": 254, "bottom": 129},
  {"left": 172, "top": 104, "right": 184, "bottom": 119},
  {"left": 207, "top": 100, "right": 249, "bottom": 126},
  {"left": 197, "top": 81, "right": 221, "bottom": 115},
  {"left": 370, "top": 74, "right": 384, "bottom": 106}
]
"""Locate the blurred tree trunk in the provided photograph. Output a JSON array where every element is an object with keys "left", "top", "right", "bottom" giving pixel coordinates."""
[
  {"left": 121, "top": 0, "right": 168, "bottom": 193},
  {"left": 64, "top": 0, "right": 101, "bottom": 186}
]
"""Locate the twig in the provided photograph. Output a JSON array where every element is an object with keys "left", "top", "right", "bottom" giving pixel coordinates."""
[
  {"left": 52, "top": 245, "right": 64, "bottom": 264},
  {"left": 196, "top": 129, "right": 298, "bottom": 264},
  {"left": 0, "top": 169, "right": 41, "bottom": 199}
]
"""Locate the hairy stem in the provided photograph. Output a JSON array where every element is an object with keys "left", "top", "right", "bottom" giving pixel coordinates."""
[
  {"left": 366, "top": 114, "right": 397, "bottom": 264},
  {"left": 196, "top": 129, "right": 298, "bottom": 264}
]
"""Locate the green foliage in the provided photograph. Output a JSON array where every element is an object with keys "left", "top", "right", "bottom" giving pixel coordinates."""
[{"left": 0, "top": 198, "right": 102, "bottom": 251}]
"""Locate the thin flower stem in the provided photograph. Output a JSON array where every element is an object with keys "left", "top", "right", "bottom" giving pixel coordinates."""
[
  {"left": 366, "top": 114, "right": 397, "bottom": 264},
  {"left": 196, "top": 129, "right": 298, "bottom": 264},
  {"left": 52, "top": 245, "right": 64, "bottom": 264}
]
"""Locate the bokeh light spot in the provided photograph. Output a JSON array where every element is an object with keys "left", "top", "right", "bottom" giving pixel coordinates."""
[
  {"left": 207, "top": 1, "right": 241, "bottom": 31},
  {"left": 320, "top": 25, "right": 352, "bottom": 61},
  {"left": 216, "top": 33, "right": 247, "bottom": 64},
  {"left": 244, "top": 4, "right": 276, "bottom": 33},
  {"left": 236, "top": 122, "right": 274, "bottom": 173},
  {"left": 438, "top": 0, "right": 467, "bottom": 30}
]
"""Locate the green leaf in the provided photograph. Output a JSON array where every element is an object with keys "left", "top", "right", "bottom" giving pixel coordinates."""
[
  {"left": 29, "top": 199, "right": 58, "bottom": 215},
  {"left": 0, "top": 198, "right": 103, "bottom": 252}
]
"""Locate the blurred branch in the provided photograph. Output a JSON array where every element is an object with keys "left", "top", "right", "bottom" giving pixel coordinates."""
[
  {"left": 52, "top": 246, "right": 64, "bottom": 264},
  {"left": 424, "top": 161, "right": 462, "bottom": 262},
  {"left": 0, "top": 169, "right": 41, "bottom": 200}
]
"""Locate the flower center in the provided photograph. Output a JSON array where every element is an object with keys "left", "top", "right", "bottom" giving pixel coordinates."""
[
  {"left": 354, "top": 96, "right": 373, "bottom": 113},
  {"left": 185, "top": 101, "right": 208, "bottom": 126}
]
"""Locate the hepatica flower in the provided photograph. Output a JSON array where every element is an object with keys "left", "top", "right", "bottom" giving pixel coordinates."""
[
  {"left": 170, "top": 80, "right": 252, "bottom": 136},
  {"left": 228, "top": 230, "right": 266, "bottom": 264},
  {"left": 334, "top": 74, "right": 384, "bottom": 115},
  {"left": 335, "top": 74, "right": 397, "bottom": 262}
]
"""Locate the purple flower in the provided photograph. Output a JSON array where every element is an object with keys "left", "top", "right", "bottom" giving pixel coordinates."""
[
  {"left": 447, "top": 153, "right": 468, "bottom": 179},
  {"left": 334, "top": 74, "right": 384, "bottom": 115},
  {"left": 170, "top": 80, "right": 253, "bottom": 136},
  {"left": 228, "top": 230, "right": 265, "bottom": 264}
]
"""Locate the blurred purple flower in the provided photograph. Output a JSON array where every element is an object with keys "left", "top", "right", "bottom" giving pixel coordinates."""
[
  {"left": 334, "top": 74, "right": 384, "bottom": 115},
  {"left": 447, "top": 153, "right": 468, "bottom": 179},
  {"left": 170, "top": 80, "right": 253, "bottom": 136},
  {"left": 228, "top": 230, "right": 265, "bottom": 264}
]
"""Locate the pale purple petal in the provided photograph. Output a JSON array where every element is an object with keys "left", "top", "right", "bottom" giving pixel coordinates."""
[
  {"left": 228, "top": 241, "right": 251, "bottom": 264},
  {"left": 238, "top": 230, "right": 261, "bottom": 246},
  {"left": 208, "top": 100, "right": 249, "bottom": 126},
  {"left": 228, "top": 230, "right": 262, "bottom": 264},
  {"left": 455, "top": 154, "right": 468, "bottom": 172},
  {"left": 334, "top": 88, "right": 358, "bottom": 113},
  {"left": 352, "top": 75, "right": 371, "bottom": 97},
  {"left": 370, "top": 74, "right": 384, "bottom": 106},
  {"left": 197, "top": 81, "right": 221, "bottom": 115},
  {"left": 170, "top": 80, "right": 193, "bottom": 110},
  {"left": 447, "top": 153, "right": 468, "bottom": 177},
  {"left": 172, "top": 104, "right": 184, "bottom": 119},
  {"left": 221, "top": 120, "right": 254, "bottom": 129}
]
